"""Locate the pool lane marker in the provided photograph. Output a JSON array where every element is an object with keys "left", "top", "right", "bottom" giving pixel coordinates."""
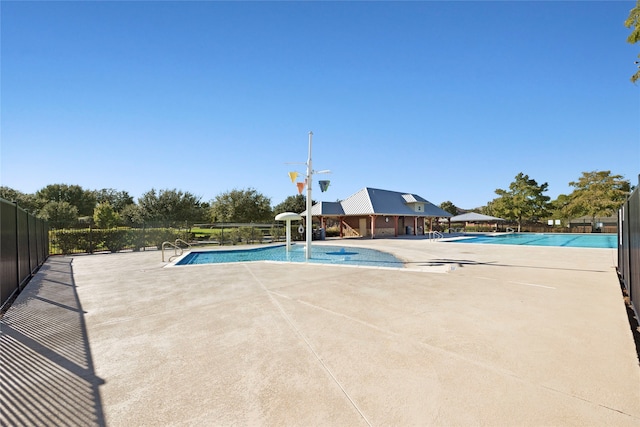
[{"left": 243, "top": 264, "right": 373, "bottom": 427}]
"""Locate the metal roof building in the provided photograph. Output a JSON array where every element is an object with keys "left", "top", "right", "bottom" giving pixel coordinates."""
[{"left": 301, "top": 187, "right": 451, "bottom": 238}]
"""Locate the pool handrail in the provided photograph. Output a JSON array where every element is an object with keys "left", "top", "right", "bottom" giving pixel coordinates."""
[
  {"left": 428, "top": 231, "right": 444, "bottom": 241},
  {"left": 162, "top": 239, "right": 192, "bottom": 262}
]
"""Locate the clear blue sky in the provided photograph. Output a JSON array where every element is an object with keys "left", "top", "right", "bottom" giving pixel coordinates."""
[{"left": 2, "top": 1, "right": 638, "bottom": 210}]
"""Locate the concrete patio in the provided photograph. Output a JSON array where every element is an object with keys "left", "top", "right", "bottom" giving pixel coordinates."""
[{"left": 1, "top": 238, "right": 639, "bottom": 426}]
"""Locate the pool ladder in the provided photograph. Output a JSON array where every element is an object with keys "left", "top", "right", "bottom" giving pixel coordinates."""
[
  {"left": 428, "top": 231, "right": 444, "bottom": 241},
  {"left": 162, "top": 239, "right": 192, "bottom": 262}
]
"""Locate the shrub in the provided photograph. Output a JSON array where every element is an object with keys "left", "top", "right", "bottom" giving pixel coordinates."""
[
  {"left": 325, "top": 226, "right": 341, "bottom": 237},
  {"left": 49, "top": 226, "right": 192, "bottom": 254},
  {"left": 227, "top": 228, "right": 240, "bottom": 245},
  {"left": 239, "top": 227, "right": 252, "bottom": 244},
  {"left": 211, "top": 228, "right": 231, "bottom": 245},
  {"left": 51, "top": 230, "right": 79, "bottom": 254},
  {"left": 270, "top": 225, "right": 284, "bottom": 241},
  {"left": 127, "top": 229, "right": 146, "bottom": 251},
  {"left": 103, "top": 229, "right": 130, "bottom": 253},
  {"left": 77, "top": 230, "right": 98, "bottom": 253},
  {"left": 145, "top": 228, "right": 183, "bottom": 249}
]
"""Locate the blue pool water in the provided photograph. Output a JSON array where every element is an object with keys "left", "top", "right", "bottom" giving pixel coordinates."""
[
  {"left": 175, "top": 244, "right": 404, "bottom": 268},
  {"left": 450, "top": 233, "right": 616, "bottom": 248}
]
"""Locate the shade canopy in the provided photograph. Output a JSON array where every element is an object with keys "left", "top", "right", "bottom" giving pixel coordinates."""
[
  {"left": 450, "top": 212, "right": 506, "bottom": 222},
  {"left": 275, "top": 212, "right": 302, "bottom": 253},
  {"left": 275, "top": 212, "right": 302, "bottom": 221}
]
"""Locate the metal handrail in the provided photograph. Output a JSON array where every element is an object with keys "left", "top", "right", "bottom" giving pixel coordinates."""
[
  {"left": 162, "top": 239, "right": 193, "bottom": 262},
  {"left": 175, "top": 239, "right": 192, "bottom": 248},
  {"left": 428, "top": 231, "right": 444, "bottom": 241}
]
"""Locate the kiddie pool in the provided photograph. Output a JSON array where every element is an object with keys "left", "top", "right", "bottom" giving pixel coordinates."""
[{"left": 174, "top": 244, "right": 405, "bottom": 268}]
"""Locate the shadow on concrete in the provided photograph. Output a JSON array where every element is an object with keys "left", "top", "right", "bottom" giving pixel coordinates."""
[
  {"left": 406, "top": 258, "right": 495, "bottom": 268},
  {"left": 406, "top": 258, "right": 609, "bottom": 273},
  {"left": 618, "top": 273, "right": 640, "bottom": 365},
  {"left": 0, "top": 257, "right": 105, "bottom": 427}
]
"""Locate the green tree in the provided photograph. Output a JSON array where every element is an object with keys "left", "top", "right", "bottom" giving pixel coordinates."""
[
  {"left": 491, "top": 173, "right": 551, "bottom": 232},
  {"left": 439, "top": 201, "right": 459, "bottom": 216},
  {"left": 273, "top": 194, "right": 307, "bottom": 215},
  {"left": 93, "top": 202, "right": 120, "bottom": 229},
  {"left": 480, "top": 201, "right": 495, "bottom": 216},
  {"left": 0, "top": 186, "right": 24, "bottom": 202},
  {"left": 0, "top": 186, "right": 39, "bottom": 213},
  {"left": 211, "top": 188, "right": 273, "bottom": 223},
  {"left": 548, "top": 193, "right": 573, "bottom": 227},
  {"left": 138, "top": 188, "right": 204, "bottom": 227},
  {"left": 95, "top": 188, "right": 135, "bottom": 212},
  {"left": 120, "top": 204, "right": 144, "bottom": 226},
  {"left": 625, "top": 0, "right": 640, "bottom": 83},
  {"left": 40, "top": 201, "right": 79, "bottom": 229},
  {"left": 562, "top": 170, "right": 630, "bottom": 230},
  {"left": 35, "top": 184, "right": 96, "bottom": 217}
]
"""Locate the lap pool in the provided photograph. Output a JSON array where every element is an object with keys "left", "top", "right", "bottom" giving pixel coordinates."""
[
  {"left": 448, "top": 233, "right": 616, "bottom": 248},
  {"left": 175, "top": 244, "right": 405, "bottom": 268}
]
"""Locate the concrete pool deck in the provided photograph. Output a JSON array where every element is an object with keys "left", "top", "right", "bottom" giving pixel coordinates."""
[{"left": 1, "top": 238, "right": 639, "bottom": 426}]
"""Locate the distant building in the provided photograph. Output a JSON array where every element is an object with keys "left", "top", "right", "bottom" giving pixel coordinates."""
[
  {"left": 300, "top": 187, "right": 451, "bottom": 238},
  {"left": 569, "top": 215, "right": 618, "bottom": 233}
]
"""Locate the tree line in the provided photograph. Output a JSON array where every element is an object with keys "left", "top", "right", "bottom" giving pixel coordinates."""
[
  {"left": 0, "top": 184, "right": 309, "bottom": 229},
  {"left": 439, "top": 170, "right": 631, "bottom": 232},
  {"left": 0, "top": 170, "right": 631, "bottom": 231}
]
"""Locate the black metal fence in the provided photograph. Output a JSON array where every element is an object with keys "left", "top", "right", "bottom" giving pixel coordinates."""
[
  {"left": 47, "top": 223, "right": 291, "bottom": 255},
  {"left": 48, "top": 226, "right": 189, "bottom": 255},
  {"left": 618, "top": 175, "right": 640, "bottom": 317},
  {"left": 1, "top": 198, "right": 49, "bottom": 309}
]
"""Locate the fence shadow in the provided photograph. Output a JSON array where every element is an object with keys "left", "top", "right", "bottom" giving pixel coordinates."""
[{"left": 0, "top": 257, "right": 105, "bottom": 427}]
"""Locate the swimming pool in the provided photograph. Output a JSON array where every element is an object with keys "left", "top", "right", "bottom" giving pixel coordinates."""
[
  {"left": 449, "top": 233, "right": 616, "bottom": 248},
  {"left": 175, "top": 244, "right": 405, "bottom": 268}
]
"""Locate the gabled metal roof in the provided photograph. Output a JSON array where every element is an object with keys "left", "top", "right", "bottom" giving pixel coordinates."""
[
  {"left": 367, "top": 188, "right": 418, "bottom": 215},
  {"left": 365, "top": 188, "right": 451, "bottom": 217},
  {"left": 301, "top": 187, "right": 451, "bottom": 218},
  {"left": 450, "top": 212, "right": 505, "bottom": 222},
  {"left": 309, "top": 201, "right": 344, "bottom": 216},
  {"left": 421, "top": 200, "right": 453, "bottom": 217},
  {"left": 340, "top": 188, "right": 375, "bottom": 215}
]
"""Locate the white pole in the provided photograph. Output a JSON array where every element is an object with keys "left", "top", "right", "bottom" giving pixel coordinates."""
[
  {"left": 306, "top": 131, "right": 313, "bottom": 259},
  {"left": 285, "top": 219, "right": 292, "bottom": 252}
]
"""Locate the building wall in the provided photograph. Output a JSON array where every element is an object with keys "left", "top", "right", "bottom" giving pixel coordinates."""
[{"left": 340, "top": 215, "right": 428, "bottom": 237}]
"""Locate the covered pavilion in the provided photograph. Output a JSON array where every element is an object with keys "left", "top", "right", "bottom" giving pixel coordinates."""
[
  {"left": 300, "top": 187, "right": 452, "bottom": 239},
  {"left": 449, "top": 212, "right": 506, "bottom": 231}
]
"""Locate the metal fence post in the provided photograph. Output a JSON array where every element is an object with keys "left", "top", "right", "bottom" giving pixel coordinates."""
[
  {"left": 14, "top": 201, "right": 20, "bottom": 290},
  {"left": 27, "top": 211, "right": 32, "bottom": 279}
]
